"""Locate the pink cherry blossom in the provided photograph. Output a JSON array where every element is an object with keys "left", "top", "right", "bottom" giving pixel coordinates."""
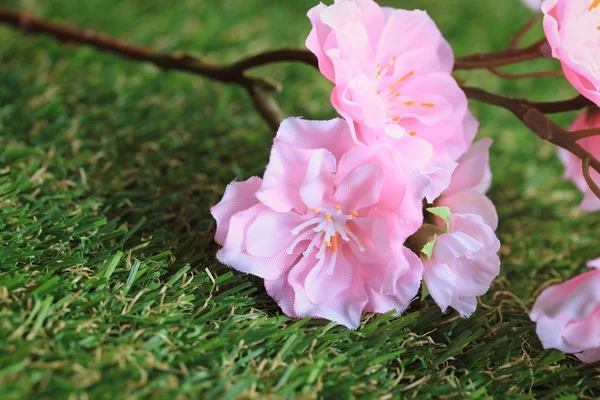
[
  {"left": 422, "top": 139, "right": 501, "bottom": 317},
  {"left": 306, "top": 0, "right": 474, "bottom": 200},
  {"left": 422, "top": 214, "right": 501, "bottom": 317},
  {"left": 211, "top": 118, "right": 427, "bottom": 329},
  {"left": 543, "top": 0, "right": 600, "bottom": 107},
  {"left": 558, "top": 109, "right": 600, "bottom": 211},
  {"left": 530, "top": 258, "right": 600, "bottom": 363}
]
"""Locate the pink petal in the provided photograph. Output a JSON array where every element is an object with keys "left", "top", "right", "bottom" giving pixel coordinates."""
[
  {"left": 211, "top": 177, "right": 262, "bottom": 245},
  {"left": 364, "top": 247, "right": 423, "bottom": 314},
  {"left": 376, "top": 9, "right": 445, "bottom": 65},
  {"left": 264, "top": 277, "right": 298, "bottom": 319},
  {"left": 276, "top": 117, "right": 356, "bottom": 161},
  {"left": 299, "top": 149, "right": 337, "bottom": 209},
  {"left": 306, "top": 3, "right": 335, "bottom": 81},
  {"left": 304, "top": 247, "right": 354, "bottom": 304},
  {"left": 334, "top": 163, "right": 383, "bottom": 212},
  {"left": 438, "top": 190, "right": 499, "bottom": 231},
  {"left": 423, "top": 262, "right": 456, "bottom": 313},
  {"left": 246, "top": 210, "right": 306, "bottom": 258},
  {"left": 346, "top": 216, "right": 403, "bottom": 295},
  {"left": 445, "top": 139, "right": 493, "bottom": 196},
  {"left": 452, "top": 255, "right": 501, "bottom": 298},
  {"left": 532, "top": 270, "right": 600, "bottom": 320},
  {"left": 433, "top": 232, "right": 484, "bottom": 262},
  {"left": 255, "top": 143, "right": 310, "bottom": 213},
  {"left": 217, "top": 205, "right": 302, "bottom": 280},
  {"left": 533, "top": 313, "right": 582, "bottom": 354},
  {"left": 336, "top": 145, "right": 407, "bottom": 211},
  {"left": 289, "top": 256, "right": 369, "bottom": 329},
  {"left": 563, "top": 308, "right": 600, "bottom": 351},
  {"left": 447, "top": 214, "right": 500, "bottom": 259}
]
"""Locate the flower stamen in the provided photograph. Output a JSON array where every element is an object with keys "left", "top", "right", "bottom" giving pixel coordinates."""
[{"left": 389, "top": 70, "right": 415, "bottom": 91}]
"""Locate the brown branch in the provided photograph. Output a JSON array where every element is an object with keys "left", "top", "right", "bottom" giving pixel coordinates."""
[
  {"left": 454, "top": 39, "right": 546, "bottom": 70},
  {"left": 0, "top": 6, "right": 287, "bottom": 130},
  {"left": 486, "top": 68, "right": 563, "bottom": 80},
  {"left": 572, "top": 128, "right": 600, "bottom": 141},
  {"left": 583, "top": 156, "right": 600, "bottom": 200},
  {"left": 531, "top": 95, "right": 592, "bottom": 114},
  {"left": 227, "top": 49, "right": 318, "bottom": 73},
  {"left": 462, "top": 86, "right": 600, "bottom": 196}
]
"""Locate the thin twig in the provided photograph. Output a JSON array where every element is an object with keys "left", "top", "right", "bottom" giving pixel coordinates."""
[
  {"left": 0, "top": 6, "right": 285, "bottom": 130},
  {"left": 531, "top": 95, "right": 592, "bottom": 114},
  {"left": 486, "top": 68, "right": 563, "bottom": 80},
  {"left": 509, "top": 13, "right": 543, "bottom": 49},
  {"left": 227, "top": 48, "right": 318, "bottom": 73},
  {"left": 454, "top": 39, "right": 547, "bottom": 70},
  {"left": 572, "top": 128, "right": 600, "bottom": 141},
  {"left": 462, "top": 86, "right": 600, "bottom": 192},
  {"left": 583, "top": 156, "right": 600, "bottom": 200}
]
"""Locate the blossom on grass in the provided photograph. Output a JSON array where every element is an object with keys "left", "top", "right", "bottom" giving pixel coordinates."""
[
  {"left": 212, "top": 118, "right": 427, "bottom": 329},
  {"left": 530, "top": 258, "right": 600, "bottom": 363},
  {"left": 543, "top": 0, "right": 600, "bottom": 107},
  {"left": 557, "top": 109, "right": 600, "bottom": 211},
  {"left": 306, "top": 0, "right": 474, "bottom": 200},
  {"left": 420, "top": 139, "right": 501, "bottom": 317}
]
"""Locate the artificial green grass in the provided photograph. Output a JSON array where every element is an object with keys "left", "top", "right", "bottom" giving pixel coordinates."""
[{"left": 1, "top": 0, "right": 600, "bottom": 398}]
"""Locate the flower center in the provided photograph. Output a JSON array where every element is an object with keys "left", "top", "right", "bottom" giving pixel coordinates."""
[
  {"left": 286, "top": 206, "right": 365, "bottom": 275},
  {"left": 374, "top": 57, "right": 431, "bottom": 136}
]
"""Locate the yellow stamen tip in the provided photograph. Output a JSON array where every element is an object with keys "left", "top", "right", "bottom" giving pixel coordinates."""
[
  {"left": 325, "top": 214, "right": 332, "bottom": 222},
  {"left": 351, "top": 210, "right": 359, "bottom": 217},
  {"left": 421, "top": 103, "right": 435, "bottom": 108},
  {"left": 590, "top": 0, "right": 600, "bottom": 11},
  {"left": 392, "top": 116, "right": 400, "bottom": 122},
  {"left": 312, "top": 208, "right": 320, "bottom": 213},
  {"left": 324, "top": 241, "right": 331, "bottom": 247},
  {"left": 376, "top": 90, "right": 381, "bottom": 95},
  {"left": 404, "top": 101, "right": 414, "bottom": 106},
  {"left": 409, "top": 131, "right": 417, "bottom": 136},
  {"left": 335, "top": 205, "right": 341, "bottom": 211}
]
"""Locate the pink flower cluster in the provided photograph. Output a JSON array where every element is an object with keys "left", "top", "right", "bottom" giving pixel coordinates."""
[{"left": 211, "top": 0, "right": 501, "bottom": 329}]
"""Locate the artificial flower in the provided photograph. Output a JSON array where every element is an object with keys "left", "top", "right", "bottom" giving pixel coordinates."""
[
  {"left": 212, "top": 118, "right": 427, "bottom": 329},
  {"left": 558, "top": 108, "right": 600, "bottom": 211},
  {"left": 530, "top": 258, "right": 600, "bottom": 363},
  {"left": 543, "top": 0, "right": 600, "bottom": 107},
  {"left": 306, "top": 0, "right": 474, "bottom": 200},
  {"left": 420, "top": 139, "right": 501, "bottom": 317}
]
